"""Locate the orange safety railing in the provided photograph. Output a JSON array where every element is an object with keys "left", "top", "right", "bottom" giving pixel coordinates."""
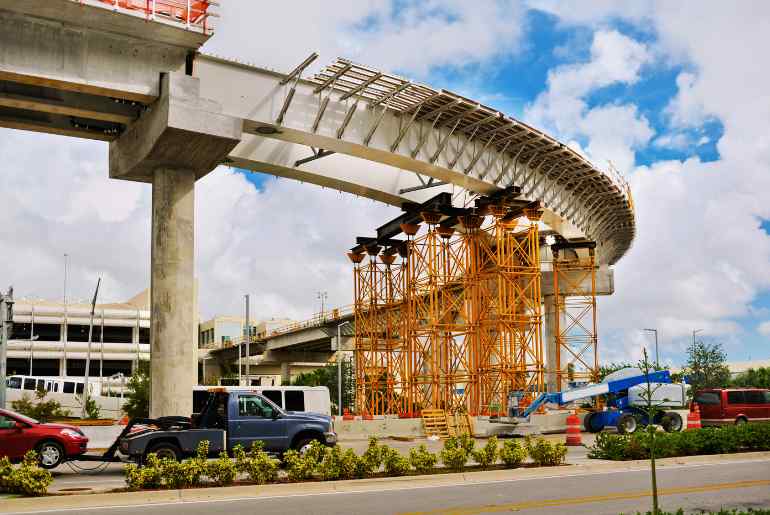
[{"left": 88, "top": 0, "right": 216, "bottom": 34}]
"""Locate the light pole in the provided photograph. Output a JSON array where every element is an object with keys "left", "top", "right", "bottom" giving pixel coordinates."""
[
  {"left": 336, "top": 320, "right": 351, "bottom": 417},
  {"left": 242, "top": 294, "right": 250, "bottom": 387},
  {"left": 317, "top": 291, "right": 328, "bottom": 319},
  {"left": 0, "top": 287, "right": 14, "bottom": 410},
  {"left": 643, "top": 328, "right": 659, "bottom": 368},
  {"left": 692, "top": 329, "right": 703, "bottom": 348}
]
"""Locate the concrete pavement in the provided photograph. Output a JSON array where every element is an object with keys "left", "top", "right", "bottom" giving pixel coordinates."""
[{"left": 2, "top": 451, "right": 769, "bottom": 514}]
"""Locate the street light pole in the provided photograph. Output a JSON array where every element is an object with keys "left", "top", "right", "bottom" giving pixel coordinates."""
[
  {"left": 336, "top": 320, "right": 351, "bottom": 417},
  {"left": 692, "top": 329, "right": 703, "bottom": 348},
  {"left": 643, "top": 328, "right": 659, "bottom": 368},
  {"left": 0, "top": 287, "right": 14, "bottom": 410}
]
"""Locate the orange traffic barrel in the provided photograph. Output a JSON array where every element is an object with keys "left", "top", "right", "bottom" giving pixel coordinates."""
[
  {"left": 565, "top": 412, "right": 582, "bottom": 446},
  {"left": 687, "top": 404, "right": 702, "bottom": 429}
]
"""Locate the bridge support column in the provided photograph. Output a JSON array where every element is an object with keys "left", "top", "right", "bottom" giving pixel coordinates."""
[
  {"left": 543, "top": 294, "right": 565, "bottom": 393},
  {"left": 110, "top": 71, "right": 242, "bottom": 417},
  {"left": 281, "top": 363, "right": 291, "bottom": 385},
  {"left": 150, "top": 167, "right": 196, "bottom": 418}
]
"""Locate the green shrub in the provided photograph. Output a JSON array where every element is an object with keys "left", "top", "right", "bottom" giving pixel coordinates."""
[
  {"left": 589, "top": 423, "right": 770, "bottom": 461},
  {"left": 457, "top": 433, "right": 475, "bottom": 454},
  {"left": 0, "top": 456, "right": 14, "bottom": 492},
  {"left": 381, "top": 447, "right": 410, "bottom": 476},
  {"left": 207, "top": 451, "right": 237, "bottom": 486},
  {"left": 124, "top": 453, "right": 164, "bottom": 490},
  {"left": 360, "top": 437, "right": 385, "bottom": 475},
  {"left": 283, "top": 449, "right": 316, "bottom": 481},
  {"left": 11, "top": 389, "right": 70, "bottom": 422},
  {"left": 440, "top": 436, "right": 471, "bottom": 471},
  {"left": 234, "top": 442, "right": 279, "bottom": 484},
  {"left": 0, "top": 452, "right": 53, "bottom": 496},
  {"left": 525, "top": 437, "right": 567, "bottom": 466},
  {"left": 339, "top": 448, "right": 363, "bottom": 480},
  {"left": 499, "top": 439, "right": 527, "bottom": 468},
  {"left": 409, "top": 444, "right": 438, "bottom": 474},
  {"left": 10, "top": 452, "right": 53, "bottom": 496},
  {"left": 317, "top": 445, "right": 345, "bottom": 481},
  {"left": 471, "top": 436, "right": 498, "bottom": 468}
]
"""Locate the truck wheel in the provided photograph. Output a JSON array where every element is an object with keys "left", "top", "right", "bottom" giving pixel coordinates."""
[
  {"left": 662, "top": 412, "right": 683, "bottom": 432},
  {"left": 617, "top": 414, "right": 638, "bottom": 434},
  {"left": 584, "top": 412, "right": 602, "bottom": 433},
  {"left": 147, "top": 442, "right": 182, "bottom": 462},
  {"left": 36, "top": 440, "right": 65, "bottom": 469},
  {"left": 293, "top": 437, "right": 321, "bottom": 454},
  {"left": 735, "top": 416, "right": 748, "bottom": 426}
]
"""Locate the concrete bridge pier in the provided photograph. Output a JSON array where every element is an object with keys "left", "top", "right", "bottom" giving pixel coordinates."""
[
  {"left": 150, "top": 168, "right": 196, "bottom": 417},
  {"left": 111, "top": 72, "right": 242, "bottom": 417}
]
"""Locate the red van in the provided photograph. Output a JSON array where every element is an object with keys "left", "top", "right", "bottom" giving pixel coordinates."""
[{"left": 693, "top": 388, "right": 770, "bottom": 426}]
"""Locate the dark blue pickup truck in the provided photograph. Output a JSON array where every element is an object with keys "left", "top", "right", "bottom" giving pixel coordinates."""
[{"left": 118, "top": 389, "right": 336, "bottom": 461}]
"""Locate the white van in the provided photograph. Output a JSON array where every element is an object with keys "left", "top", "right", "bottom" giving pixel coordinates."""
[{"left": 193, "top": 385, "right": 331, "bottom": 416}]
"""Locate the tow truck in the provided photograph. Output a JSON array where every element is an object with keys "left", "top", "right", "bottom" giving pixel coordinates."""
[
  {"left": 508, "top": 368, "right": 690, "bottom": 434},
  {"left": 74, "top": 388, "right": 336, "bottom": 466}
]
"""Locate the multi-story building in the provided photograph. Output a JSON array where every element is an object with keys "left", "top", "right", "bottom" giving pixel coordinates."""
[{"left": 6, "top": 290, "right": 150, "bottom": 379}]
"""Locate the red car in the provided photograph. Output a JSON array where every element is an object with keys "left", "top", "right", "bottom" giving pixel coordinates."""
[
  {"left": 693, "top": 388, "right": 770, "bottom": 426},
  {"left": 0, "top": 408, "right": 89, "bottom": 469}
]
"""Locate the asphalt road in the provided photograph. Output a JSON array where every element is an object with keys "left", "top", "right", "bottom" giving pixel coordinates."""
[{"left": 12, "top": 458, "right": 770, "bottom": 515}]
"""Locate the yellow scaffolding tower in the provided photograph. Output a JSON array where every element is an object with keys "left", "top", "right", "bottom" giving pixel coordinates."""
[{"left": 552, "top": 246, "right": 599, "bottom": 385}]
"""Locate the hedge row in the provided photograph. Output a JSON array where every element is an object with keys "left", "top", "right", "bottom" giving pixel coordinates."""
[
  {"left": 589, "top": 423, "right": 770, "bottom": 461},
  {"left": 0, "top": 451, "right": 53, "bottom": 496},
  {"left": 125, "top": 435, "right": 567, "bottom": 490}
]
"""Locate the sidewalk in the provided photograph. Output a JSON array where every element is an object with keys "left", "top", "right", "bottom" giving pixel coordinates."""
[{"left": 4, "top": 451, "right": 769, "bottom": 514}]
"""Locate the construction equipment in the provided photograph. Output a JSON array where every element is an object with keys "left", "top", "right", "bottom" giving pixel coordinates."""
[{"left": 510, "top": 368, "right": 690, "bottom": 434}]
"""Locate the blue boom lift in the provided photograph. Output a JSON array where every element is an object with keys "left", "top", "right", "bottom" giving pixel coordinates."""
[{"left": 509, "top": 368, "right": 689, "bottom": 434}]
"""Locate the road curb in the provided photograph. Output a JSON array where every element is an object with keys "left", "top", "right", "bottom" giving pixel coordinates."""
[{"left": 4, "top": 451, "right": 770, "bottom": 513}]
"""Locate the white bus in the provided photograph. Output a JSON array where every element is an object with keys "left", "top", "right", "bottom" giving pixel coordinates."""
[
  {"left": 5, "top": 375, "right": 100, "bottom": 396},
  {"left": 193, "top": 385, "right": 331, "bottom": 416}
]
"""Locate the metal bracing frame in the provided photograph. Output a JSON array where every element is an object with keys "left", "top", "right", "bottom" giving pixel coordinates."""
[
  {"left": 552, "top": 247, "right": 599, "bottom": 386},
  {"left": 350, "top": 202, "right": 546, "bottom": 417}
]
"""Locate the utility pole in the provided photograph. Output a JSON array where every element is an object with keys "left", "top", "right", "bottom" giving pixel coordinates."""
[
  {"left": 643, "top": 328, "right": 659, "bottom": 368},
  {"left": 0, "top": 287, "right": 14, "bottom": 410},
  {"left": 243, "top": 294, "right": 250, "bottom": 387},
  {"left": 82, "top": 278, "right": 101, "bottom": 419},
  {"left": 62, "top": 253, "right": 68, "bottom": 379}
]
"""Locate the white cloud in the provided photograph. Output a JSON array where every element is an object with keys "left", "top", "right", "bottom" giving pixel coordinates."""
[
  {"left": 533, "top": 2, "right": 770, "bottom": 363},
  {"left": 665, "top": 72, "right": 712, "bottom": 128},
  {"left": 205, "top": 0, "right": 527, "bottom": 78},
  {"left": 758, "top": 321, "right": 770, "bottom": 337},
  {"left": 525, "top": 29, "right": 653, "bottom": 172},
  {"left": 0, "top": 128, "right": 396, "bottom": 320}
]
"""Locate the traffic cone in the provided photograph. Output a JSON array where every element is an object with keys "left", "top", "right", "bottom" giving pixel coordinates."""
[
  {"left": 118, "top": 415, "right": 129, "bottom": 426},
  {"left": 342, "top": 408, "right": 354, "bottom": 421},
  {"left": 687, "top": 404, "right": 702, "bottom": 429},
  {"left": 565, "top": 412, "right": 582, "bottom": 446}
]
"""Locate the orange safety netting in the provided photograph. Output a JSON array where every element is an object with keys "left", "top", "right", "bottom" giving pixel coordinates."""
[{"left": 96, "top": 0, "right": 210, "bottom": 24}]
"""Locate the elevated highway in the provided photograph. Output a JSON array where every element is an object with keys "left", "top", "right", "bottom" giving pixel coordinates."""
[{"left": 0, "top": 0, "right": 635, "bottom": 415}]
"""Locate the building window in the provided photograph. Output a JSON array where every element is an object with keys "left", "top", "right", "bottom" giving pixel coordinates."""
[
  {"left": 33, "top": 323, "right": 61, "bottom": 342},
  {"left": 10, "top": 323, "right": 32, "bottom": 340},
  {"left": 138, "top": 327, "right": 150, "bottom": 344},
  {"left": 103, "top": 326, "right": 133, "bottom": 344}
]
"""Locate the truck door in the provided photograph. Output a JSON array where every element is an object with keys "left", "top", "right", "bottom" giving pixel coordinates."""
[{"left": 229, "top": 394, "right": 288, "bottom": 452}]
